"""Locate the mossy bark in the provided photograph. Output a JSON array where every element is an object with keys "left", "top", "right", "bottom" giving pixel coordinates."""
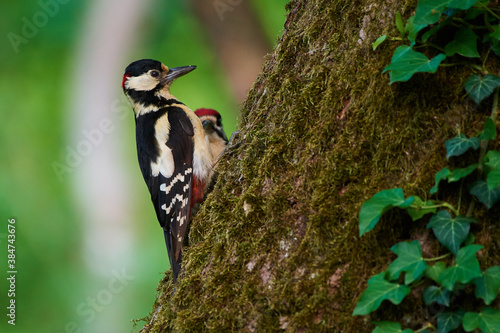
[{"left": 139, "top": 0, "right": 500, "bottom": 332}]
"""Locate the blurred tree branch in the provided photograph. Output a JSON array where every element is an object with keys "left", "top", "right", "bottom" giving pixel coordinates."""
[{"left": 190, "top": 0, "right": 271, "bottom": 103}]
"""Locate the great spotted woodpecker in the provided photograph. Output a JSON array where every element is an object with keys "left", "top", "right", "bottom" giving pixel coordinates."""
[
  {"left": 195, "top": 108, "right": 228, "bottom": 162},
  {"left": 122, "top": 59, "right": 213, "bottom": 283}
]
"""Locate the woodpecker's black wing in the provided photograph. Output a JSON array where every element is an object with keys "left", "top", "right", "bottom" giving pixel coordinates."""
[{"left": 136, "top": 106, "right": 194, "bottom": 282}]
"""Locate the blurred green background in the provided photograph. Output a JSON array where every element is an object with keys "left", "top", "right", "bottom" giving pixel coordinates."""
[{"left": 0, "top": 0, "right": 287, "bottom": 332}]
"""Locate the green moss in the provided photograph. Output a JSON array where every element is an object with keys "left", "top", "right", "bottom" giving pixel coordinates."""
[{"left": 138, "top": 0, "right": 500, "bottom": 332}]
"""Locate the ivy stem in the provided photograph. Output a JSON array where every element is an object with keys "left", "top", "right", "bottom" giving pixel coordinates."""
[
  {"left": 411, "top": 202, "right": 459, "bottom": 215},
  {"left": 415, "top": 323, "right": 435, "bottom": 333},
  {"left": 441, "top": 202, "right": 460, "bottom": 216},
  {"left": 477, "top": 2, "right": 500, "bottom": 20},
  {"left": 425, "top": 253, "right": 451, "bottom": 262},
  {"left": 424, "top": 42, "right": 445, "bottom": 52},
  {"left": 467, "top": 88, "right": 499, "bottom": 217}
]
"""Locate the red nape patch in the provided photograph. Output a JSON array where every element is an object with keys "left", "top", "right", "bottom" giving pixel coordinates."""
[
  {"left": 122, "top": 74, "right": 130, "bottom": 89},
  {"left": 195, "top": 108, "right": 220, "bottom": 118},
  {"left": 190, "top": 176, "right": 205, "bottom": 208}
]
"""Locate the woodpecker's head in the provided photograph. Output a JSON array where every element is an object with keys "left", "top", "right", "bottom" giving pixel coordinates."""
[
  {"left": 195, "top": 108, "right": 228, "bottom": 160},
  {"left": 122, "top": 59, "right": 196, "bottom": 115},
  {"left": 195, "top": 108, "right": 228, "bottom": 143}
]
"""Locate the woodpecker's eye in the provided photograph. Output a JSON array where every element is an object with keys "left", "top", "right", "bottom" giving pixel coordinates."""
[{"left": 150, "top": 70, "right": 160, "bottom": 78}]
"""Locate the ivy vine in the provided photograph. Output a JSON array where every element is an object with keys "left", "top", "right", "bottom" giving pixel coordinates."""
[{"left": 355, "top": 0, "right": 500, "bottom": 332}]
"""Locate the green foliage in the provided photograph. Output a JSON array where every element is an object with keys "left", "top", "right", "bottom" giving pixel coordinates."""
[
  {"left": 438, "top": 245, "right": 483, "bottom": 290},
  {"left": 474, "top": 266, "right": 500, "bottom": 305},
  {"left": 437, "top": 311, "right": 464, "bottom": 333},
  {"left": 382, "top": 46, "right": 446, "bottom": 84},
  {"left": 356, "top": 1, "right": 500, "bottom": 330},
  {"left": 445, "top": 134, "right": 480, "bottom": 160},
  {"left": 379, "top": 0, "right": 500, "bottom": 89},
  {"left": 480, "top": 117, "right": 496, "bottom": 141},
  {"left": 427, "top": 211, "right": 476, "bottom": 254},
  {"left": 359, "top": 188, "right": 414, "bottom": 236},
  {"left": 386, "top": 241, "right": 427, "bottom": 285},
  {"left": 465, "top": 75, "right": 500, "bottom": 104},
  {"left": 407, "top": 197, "right": 437, "bottom": 220},
  {"left": 373, "top": 35, "right": 388, "bottom": 50},
  {"left": 424, "top": 262, "right": 447, "bottom": 283},
  {"left": 373, "top": 321, "right": 414, "bottom": 333},
  {"left": 462, "top": 308, "right": 500, "bottom": 332},
  {"left": 352, "top": 273, "right": 411, "bottom": 316},
  {"left": 469, "top": 180, "right": 500, "bottom": 209},
  {"left": 423, "top": 285, "right": 451, "bottom": 306},
  {"left": 430, "top": 164, "right": 478, "bottom": 194},
  {"left": 484, "top": 150, "right": 500, "bottom": 188},
  {"left": 444, "top": 27, "right": 479, "bottom": 58}
]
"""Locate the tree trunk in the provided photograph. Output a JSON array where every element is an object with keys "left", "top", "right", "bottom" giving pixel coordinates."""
[{"left": 139, "top": 0, "right": 500, "bottom": 332}]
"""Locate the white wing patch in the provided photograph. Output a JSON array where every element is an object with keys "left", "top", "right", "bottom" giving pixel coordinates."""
[
  {"left": 150, "top": 147, "right": 175, "bottom": 178},
  {"left": 159, "top": 166, "right": 193, "bottom": 226}
]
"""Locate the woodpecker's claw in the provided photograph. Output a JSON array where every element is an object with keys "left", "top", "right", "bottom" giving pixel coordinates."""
[{"left": 228, "top": 131, "right": 242, "bottom": 149}]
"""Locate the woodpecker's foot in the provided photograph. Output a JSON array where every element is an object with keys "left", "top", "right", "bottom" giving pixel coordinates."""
[{"left": 228, "top": 131, "right": 242, "bottom": 150}]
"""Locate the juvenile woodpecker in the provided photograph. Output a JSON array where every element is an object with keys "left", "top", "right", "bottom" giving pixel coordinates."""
[
  {"left": 194, "top": 108, "right": 228, "bottom": 162},
  {"left": 122, "top": 59, "right": 213, "bottom": 283}
]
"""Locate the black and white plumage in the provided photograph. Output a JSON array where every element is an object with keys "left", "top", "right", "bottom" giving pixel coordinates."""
[{"left": 122, "top": 59, "right": 213, "bottom": 282}]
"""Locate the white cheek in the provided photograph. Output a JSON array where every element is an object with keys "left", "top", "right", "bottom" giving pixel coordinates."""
[{"left": 127, "top": 75, "right": 158, "bottom": 91}]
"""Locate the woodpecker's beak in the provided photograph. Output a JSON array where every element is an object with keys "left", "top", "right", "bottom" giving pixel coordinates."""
[
  {"left": 163, "top": 66, "right": 196, "bottom": 85},
  {"left": 202, "top": 120, "right": 229, "bottom": 143},
  {"left": 202, "top": 120, "right": 215, "bottom": 133}
]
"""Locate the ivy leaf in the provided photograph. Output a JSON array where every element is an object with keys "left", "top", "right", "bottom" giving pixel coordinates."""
[
  {"left": 430, "top": 165, "right": 477, "bottom": 194},
  {"left": 448, "top": 0, "right": 482, "bottom": 10},
  {"left": 353, "top": 272, "right": 411, "bottom": 316},
  {"left": 474, "top": 266, "right": 500, "bottom": 305},
  {"left": 425, "top": 262, "right": 447, "bottom": 283},
  {"left": 395, "top": 12, "right": 405, "bottom": 38},
  {"left": 445, "top": 134, "right": 480, "bottom": 160},
  {"left": 427, "top": 211, "right": 477, "bottom": 254},
  {"left": 373, "top": 35, "right": 387, "bottom": 51},
  {"left": 445, "top": 27, "right": 480, "bottom": 58},
  {"left": 414, "top": 0, "right": 452, "bottom": 25},
  {"left": 463, "top": 308, "right": 500, "bottom": 333},
  {"left": 464, "top": 75, "right": 500, "bottom": 105},
  {"left": 489, "top": 25, "right": 500, "bottom": 41},
  {"left": 430, "top": 168, "right": 452, "bottom": 194},
  {"left": 484, "top": 150, "right": 500, "bottom": 189},
  {"left": 423, "top": 285, "right": 451, "bottom": 306},
  {"left": 422, "top": 15, "right": 453, "bottom": 43},
  {"left": 405, "top": 16, "right": 427, "bottom": 43},
  {"left": 359, "top": 189, "right": 415, "bottom": 236},
  {"left": 486, "top": 169, "right": 500, "bottom": 190},
  {"left": 469, "top": 180, "right": 500, "bottom": 209},
  {"left": 484, "top": 150, "right": 500, "bottom": 169},
  {"left": 373, "top": 321, "right": 414, "bottom": 333},
  {"left": 437, "top": 311, "right": 464, "bottom": 333},
  {"left": 447, "top": 164, "right": 478, "bottom": 182},
  {"left": 407, "top": 196, "right": 437, "bottom": 221},
  {"left": 438, "top": 244, "right": 483, "bottom": 290},
  {"left": 383, "top": 46, "right": 446, "bottom": 84},
  {"left": 386, "top": 240, "right": 428, "bottom": 284},
  {"left": 480, "top": 117, "right": 496, "bottom": 141}
]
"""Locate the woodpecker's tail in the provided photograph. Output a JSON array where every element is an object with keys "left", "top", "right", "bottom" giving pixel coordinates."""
[{"left": 163, "top": 228, "right": 182, "bottom": 283}]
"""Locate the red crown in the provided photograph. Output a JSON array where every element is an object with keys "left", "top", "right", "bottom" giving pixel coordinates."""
[{"left": 195, "top": 108, "right": 220, "bottom": 118}]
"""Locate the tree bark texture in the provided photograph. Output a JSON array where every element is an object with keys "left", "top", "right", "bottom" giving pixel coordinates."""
[{"left": 140, "top": 0, "right": 500, "bottom": 332}]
